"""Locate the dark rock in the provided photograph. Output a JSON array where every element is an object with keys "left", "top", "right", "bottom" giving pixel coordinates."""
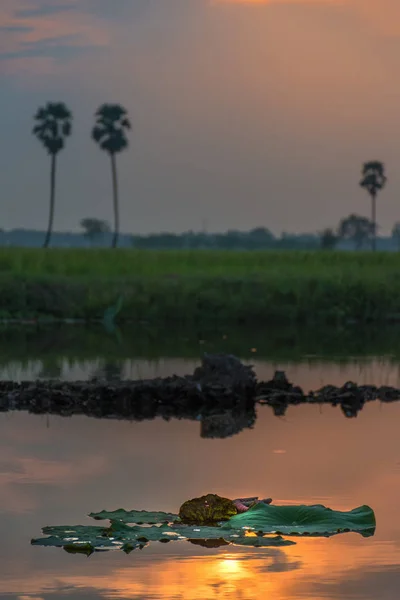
[
  {"left": 1, "top": 356, "right": 400, "bottom": 423},
  {"left": 193, "top": 353, "right": 256, "bottom": 389},
  {"left": 263, "top": 370, "right": 292, "bottom": 391},
  {"left": 179, "top": 494, "right": 237, "bottom": 525},
  {"left": 378, "top": 386, "right": 400, "bottom": 402}
]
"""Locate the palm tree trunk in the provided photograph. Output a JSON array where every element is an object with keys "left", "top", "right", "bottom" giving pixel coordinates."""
[
  {"left": 110, "top": 153, "right": 119, "bottom": 249},
  {"left": 43, "top": 153, "right": 56, "bottom": 248},
  {"left": 371, "top": 192, "right": 377, "bottom": 252}
]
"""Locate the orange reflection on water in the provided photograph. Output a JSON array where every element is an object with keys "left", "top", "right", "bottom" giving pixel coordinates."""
[
  {"left": 1, "top": 535, "right": 398, "bottom": 600},
  {"left": 1, "top": 359, "right": 400, "bottom": 599}
]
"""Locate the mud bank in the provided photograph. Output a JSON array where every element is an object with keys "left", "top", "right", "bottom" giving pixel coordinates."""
[{"left": 0, "top": 354, "right": 399, "bottom": 422}]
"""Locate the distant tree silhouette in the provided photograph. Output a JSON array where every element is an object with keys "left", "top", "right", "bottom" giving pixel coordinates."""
[
  {"left": 338, "top": 214, "right": 375, "bottom": 250},
  {"left": 320, "top": 228, "right": 338, "bottom": 250},
  {"left": 33, "top": 102, "right": 72, "bottom": 248},
  {"left": 92, "top": 104, "right": 131, "bottom": 248},
  {"left": 81, "top": 217, "right": 111, "bottom": 245},
  {"left": 360, "top": 161, "right": 387, "bottom": 251},
  {"left": 391, "top": 222, "right": 400, "bottom": 251},
  {"left": 247, "top": 227, "right": 275, "bottom": 249}
]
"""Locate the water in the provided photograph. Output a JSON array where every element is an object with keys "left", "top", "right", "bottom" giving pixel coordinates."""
[{"left": 0, "top": 326, "right": 400, "bottom": 599}]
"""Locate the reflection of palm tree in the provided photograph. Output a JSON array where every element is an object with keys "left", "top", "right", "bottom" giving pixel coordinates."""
[
  {"left": 33, "top": 102, "right": 72, "bottom": 248},
  {"left": 392, "top": 222, "right": 400, "bottom": 251},
  {"left": 38, "top": 359, "right": 62, "bottom": 379},
  {"left": 91, "top": 360, "right": 124, "bottom": 382},
  {"left": 360, "top": 161, "right": 387, "bottom": 251},
  {"left": 92, "top": 104, "right": 131, "bottom": 248}
]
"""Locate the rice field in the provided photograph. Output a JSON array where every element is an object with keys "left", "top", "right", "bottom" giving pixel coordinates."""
[
  {"left": 0, "top": 248, "right": 400, "bottom": 323},
  {"left": 0, "top": 247, "right": 399, "bottom": 277}
]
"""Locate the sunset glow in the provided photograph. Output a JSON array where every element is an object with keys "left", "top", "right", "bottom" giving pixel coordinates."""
[
  {"left": 1, "top": 538, "right": 398, "bottom": 599},
  {"left": 2, "top": 0, "right": 400, "bottom": 238},
  {"left": 1, "top": 388, "right": 400, "bottom": 598}
]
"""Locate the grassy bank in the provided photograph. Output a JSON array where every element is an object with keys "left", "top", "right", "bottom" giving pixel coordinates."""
[
  {"left": 1, "top": 249, "right": 400, "bottom": 323},
  {"left": 1, "top": 323, "right": 400, "bottom": 366}
]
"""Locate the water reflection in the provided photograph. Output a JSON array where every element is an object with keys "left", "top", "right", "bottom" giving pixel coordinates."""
[
  {"left": 0, "top": 326, "right": 400, "bottom": 599},
  {"left": 3, "top": 354, "right": 400, "bottom": 389},
  {"left": 1, "top": 396, "right": 400, "bottom": 599},
  {"left": 200, "top": 410, "right": 255, "bottom": 438},
  {"left": 2, "top": 323, "right": 400, "bottom": 383},
  {"left": 90, "top": 360, "right": 124, "bottom": 383},
  {"left": 2, "top": 357, "right": 400, "bottom": 437}
]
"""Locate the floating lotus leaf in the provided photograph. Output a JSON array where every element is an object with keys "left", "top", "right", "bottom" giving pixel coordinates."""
[
  {"left": 221, "top": 503, "right": 376, "bottom": 537},
  {"left": 89, "top": 509, "right": 179, "bottom": 524},
  {"left": 32, "top": 501, "right": 375, "bottom": 555},
  {"left": 31, "top": 521, "right": 295, "bottom": 553},
  {"left": 42, "top": 525, "right": 109, "bottom": 538}
]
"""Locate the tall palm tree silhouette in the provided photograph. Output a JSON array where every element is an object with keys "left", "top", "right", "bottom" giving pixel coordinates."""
[
  {"left": 359, "top": 161, "right": 387, "bottom": 251},
  {"left": 92, "top": 104, "right": 131, "bottom": 248},
  {"left": 33, "top": 102, "right": 72, "bottom": 248}
]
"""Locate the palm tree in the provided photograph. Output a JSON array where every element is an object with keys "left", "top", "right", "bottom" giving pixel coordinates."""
[
  {"left": 92, "top": 104, "right": 131, "bottom": 248},
  {"left": 33, "top": 102, "right": 72, "bottom": 248},
  {"left": 359, "top": 161, "right": 387, "bottom": 251},
  {"left": 391, "top": 222, "right": 400, "bottom": 251}
]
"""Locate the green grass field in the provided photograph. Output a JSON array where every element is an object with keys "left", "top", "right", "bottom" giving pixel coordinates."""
[
  {"left": 0, "top": 248, "right": 400, "bottom": 323},
  {"left": 0, "top": 248, "right": 399, "bottom": 277}
]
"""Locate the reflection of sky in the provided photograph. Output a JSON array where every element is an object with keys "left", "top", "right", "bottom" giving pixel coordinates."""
[
  {"left": 2, "top": 0, "right": 400, "bottom": 235},
  {"left": 1, "top": 358, "right": 400, "bottom": 599},
  {"left": 2, "top": 355, "right": 400, "bottom": 386}
]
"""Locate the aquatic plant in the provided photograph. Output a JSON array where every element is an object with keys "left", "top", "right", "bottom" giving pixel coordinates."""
[{"left": 31, "top": 502, "right": 375, "bottom": 555}]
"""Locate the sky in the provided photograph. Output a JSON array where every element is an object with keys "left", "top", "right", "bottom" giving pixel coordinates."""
[{"left": 2, "top": 0, "right": 400, "bottom": 235}]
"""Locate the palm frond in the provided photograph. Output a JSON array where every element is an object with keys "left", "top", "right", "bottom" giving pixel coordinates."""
[
  {"left": 32, "top": 101, "right": 72, "bottom": 154},
  {"left": 92, "top": 103, "right": 131, "bottom": 154},
  {"left": 62, "top": 121, "right": 72, "bottom": 136}
]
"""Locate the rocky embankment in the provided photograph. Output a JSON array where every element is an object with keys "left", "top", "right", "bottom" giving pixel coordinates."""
[{"left": 0, "top": 354, "right": 399, "bottom": 424}]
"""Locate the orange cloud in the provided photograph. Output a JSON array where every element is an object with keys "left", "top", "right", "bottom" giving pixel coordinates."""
[
  {"left": 212, "top": 0, "right": 400, "bottom": 35},
  {"left": 0, "top": 0, "right": 110, "bottom": 75},
  {"left": 214, "top": 0, "right": 336, "bottom": 3}
]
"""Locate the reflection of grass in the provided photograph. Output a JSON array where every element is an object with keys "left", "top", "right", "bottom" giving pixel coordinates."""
[
  {"left": 1, "top": 249, "right": 400, "bottom": 322},
  {"left": 0, "top": 323, "right": 400, "bottom": 367}
]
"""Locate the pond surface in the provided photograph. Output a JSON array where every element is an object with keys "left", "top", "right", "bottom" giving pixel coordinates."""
[{"left": 0, "top": 326, "right": 400, "bottom": 599}]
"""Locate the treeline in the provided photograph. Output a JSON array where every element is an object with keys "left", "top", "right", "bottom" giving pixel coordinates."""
[
  {"left": 131, "top": 228, "right": 319, "bottom": 250},
  {"left": 78, "top": 214, "right": 400, "bottom": 250},
  {"left": 2, "top": 222, "right": 400, "bottom": 250}
]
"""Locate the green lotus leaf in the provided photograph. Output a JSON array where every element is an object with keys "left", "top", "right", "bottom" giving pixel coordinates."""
[
  {"left": 32, "top": 522, "right": 295, "bottom": 551},
  {"left": 89, "top": 509, "right": 180, "bottom": 524},
  {"left": 42, "top": 525, "right": 109, "bottom": 538},
  {"left": 31, "top": 535, "right": 70, "bottom": 548},
  {"left": 221, "top": 503, "right": 376, "bottom": 537},
  {"left": 32, "top": 529, "right": 122, "bottom": 551},
  {"left": 31, "top": 502, "right": 375, "bottom": 554}
]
